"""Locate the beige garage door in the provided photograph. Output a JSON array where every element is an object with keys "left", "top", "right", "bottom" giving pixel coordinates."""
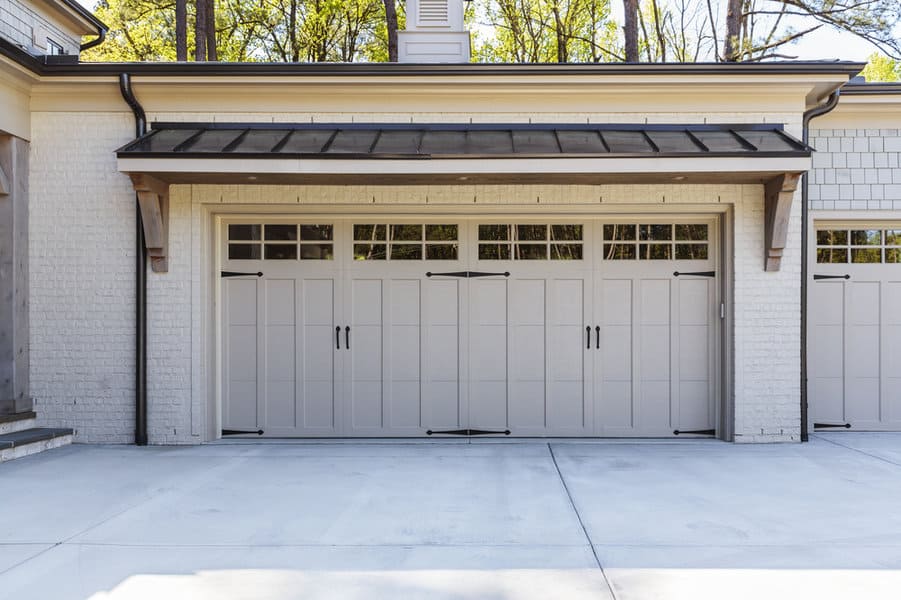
[
  {"left": 810, "top": 225, "right": 901, "bottom": 431},
  {"left": 219, "top": 216, "right": 721, "bottom": 438}
]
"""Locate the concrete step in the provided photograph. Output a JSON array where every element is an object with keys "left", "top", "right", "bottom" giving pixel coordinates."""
[
  {"left": 0, "top": 427, "right": 73, "bottom": 463},
  {"left": 0, "top": 411, "right": 37, "bottom": 435}
]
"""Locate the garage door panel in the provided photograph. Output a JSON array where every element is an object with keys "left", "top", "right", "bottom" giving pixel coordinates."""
[
  {"left": 350, "top": 381, "right": 383, "bottom": 428},
  {"left": 679, "top": 325, "right": 709, "bottom": 380},
  {"left": 511, "top": 280, "right": 545, "bottom": 324},
  {"left": 303, "top": 325, "right": 334, "bottom": 378},
  {"left": 509, "top": 381, "right": 545, "bottom": 428},
  {"left": 848, "top": 282, "right": 880, "bottom": 325},
  {"left": 225, "top": 381, "right": 257, "bottom": 428},
  {"left": 303, "top": 380, "right": 336, "bottom": 428},
  {"left": 640, "top": 280, "right": 671, "bottom": 326},
  {"left": 390, "top": 279, "right": 421, "bottom": 325},
  {"left": 303, "top": 279, "right": 335, "bottom": 325},
  {"left": 426, "top": 280, "right": 459, "bottom": 325},
  {"left": 470, "top": 380, "right": 507, "bottom": 427},
  {"left": 548, "top": 381, "right": 585, "bottom": 429},
  {"left": 640, "top": 325, "right": 670, "bottom": 379},
  {"left": 265, "top": 326, "right": 295, "bottom": 380},
  {"left": 389, "top": 325, "right": 420, "bottom": 380},
  {"left": 351, "top": 280, "right": 383, "bottom": 324},
  {"left": 265, "top": 380, "right": 296, "bottom": 427},
  {"left": 810, "top": 325, "right": 843, "bottom": 374},
  {"left": 810, "top": 282, "right": 843, "bottom": 325},
  {"left": 387, "top": 381, "right": 421, "bottom": 428},
  {"left": 602, "top": 325, "right": 632, "bottom": 380},
  {"left": 678, "top": 280, "right": 710, "bottom": 326},
  {"left": 846, "top": 377, "right": 881, "bottom": 422},
  {"left": 846, "top": 325, "right": 880, "bottom": 378},
  {"left": 811, "top": 377, "right": 844, "bottom": 422},
  {"left": 679, "top": 380, "right": 710, "bottom": 428},
  {"left": 512, "top": 326, "right": 545, "bottom": 380},
  {"left": 886, "top": 283, "right": 901, "bottom": 324},
  {"left": 640, "top": 381, "right": 671, "bottom": 431},
  {"left": 266, "top": 279, "right": 296, "bottom": 325},
  {"left": 551, "top": 325, "right": 583, "bottom": 380},
  {"left": 227, "top": 279, "right": 257, "bottom": 324},
  {"left": 228, "top": 325, "right": 257, "bottom": 380},
  {"left": 474, "top": 280, "right": 507, "bottom": 324},
  {"left": 602, "top": 280, "right": 632, "bottom": 325},
  {"left": 553, "top": 279, "right": 584, "bottom": 325},
  {"left": 424, "top": 381, "right": 460, "bottom": 428},
  {"left": 599, "top": 381, "right": 633, "bottom": 429}
]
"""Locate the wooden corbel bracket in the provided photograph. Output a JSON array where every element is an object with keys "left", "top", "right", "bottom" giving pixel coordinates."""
[
  {"left": 129, "top": 173, "right": 170, "bottom": 273},
  {"left": 764, "top": 172, "right": 801, "bottom": 272}
]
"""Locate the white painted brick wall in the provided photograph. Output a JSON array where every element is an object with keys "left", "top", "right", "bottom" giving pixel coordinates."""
[
  {"left": 809, "top": 128, "right": 901, "bottom": 211},
  {"left": 30, "top": 109, "right": 801, "bottom": 444}
]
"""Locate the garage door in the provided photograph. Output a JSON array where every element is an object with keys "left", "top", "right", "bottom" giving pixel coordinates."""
[
  {"left": 810, "top": 225, "right": 901, "bottom": 430},
  {"left": 220, "top": 217, "right": 720, "bottom": 437}
]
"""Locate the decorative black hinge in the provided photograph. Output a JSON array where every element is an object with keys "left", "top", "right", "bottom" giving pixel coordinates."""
[
  {"left": 813, "top": 274, "right": 850, "bottom": 280},
  {"left": 426, "top": 271, "right": 511, "bottom": 278},
  {"left": 673, "top": 271, "right": 716, "bottom": 278},
  {"left": 222, "top": 429, "right": 264, "bottom": 436},
  {"left": 427, "top": 428, "right": 512, "bottom": 436},
  {"left": 813, "top": 423, "right": 851, "bottom": 430},
  {"left": 221, "top": 271, "right": 263, "bottom": 278},
  {"left": 673, "top": 428, "right": 716, "bottom": 436}
]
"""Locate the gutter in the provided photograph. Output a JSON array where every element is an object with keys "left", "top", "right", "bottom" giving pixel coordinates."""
[
  {"left": 80, "top": 27, "right": 107, "bottom": 53},
  {"left": 800, "top": 90, "right": 841, "bottom": 443},
  {"left": 118, "top": 73, "right": 148, "bottom": 447}
]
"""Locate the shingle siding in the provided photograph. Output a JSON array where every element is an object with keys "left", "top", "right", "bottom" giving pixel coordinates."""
[{"left": 0, "top": 0, "right": 81, "bottom": 55}]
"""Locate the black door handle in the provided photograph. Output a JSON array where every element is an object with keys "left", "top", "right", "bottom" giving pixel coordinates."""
[
  {"left": 586, "top": 326, "right": 591, "bottom": 349},
  {"left": 336, "top": 326, "right": 341, "bottom": 349},
  {"left": 345, "top": 326, "right": 350, "bottom": 349},
  {"left": 595, "top": 326, "right": 600, "bottom": 349}
]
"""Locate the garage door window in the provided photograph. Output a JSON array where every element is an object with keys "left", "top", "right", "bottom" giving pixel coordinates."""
[
  {"left": 353, "top": 224, "right": 458, "bottom": 260},
  {"left": 478, "top": 224, "right": 583, "bottom": 260},
  {"left": 227, "top": 224, "right": 333, "bottom": 260},
  {"left": 816, "top": 229, "right": 901, "bottom": 264},
  {"left": 603, "top": 223, "right": 708, "bottom": 260}
]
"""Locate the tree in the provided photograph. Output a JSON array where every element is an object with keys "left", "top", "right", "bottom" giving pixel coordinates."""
[
  {"left": 861, "top": 52, "right": 900, "bottom": 81},
  {"left": 384, "top": 0, "right": 398, "bottom": 61},
  {"left": 176, "top": 0, "right": 187, "bottom": 60},
  {"left": 623, "top": 0, "right": 639, "bottom": 61}
]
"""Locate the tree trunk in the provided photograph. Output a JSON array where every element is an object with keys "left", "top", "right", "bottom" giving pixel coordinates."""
[
  {"left": 195, "top": 0, "right": 207, "bottom": 60},
  {"left": 623, "top": 0, "right": 638, "bottom": 62},
  {"left": 723, "top": 0, "right": 742, "bottom": 61},
  {"left": 206, "top": 0, "right": 217, "bottom": 61},
  {"left": 384, "top": 0, "right": 398, "bottom": 61},
  {"left": 175, "top": 0, "right": 187, "bottom": 61}
]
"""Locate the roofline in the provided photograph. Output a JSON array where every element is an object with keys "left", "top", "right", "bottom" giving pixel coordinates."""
[
  {"left": 53, "top": 0, "right": 107, "bottom": 37},
  {"left": 0, "top": 40, "right": 866, "bottom": 78},
  {"left": 841, "top": 82, "right": 901, "bottom": 96}
]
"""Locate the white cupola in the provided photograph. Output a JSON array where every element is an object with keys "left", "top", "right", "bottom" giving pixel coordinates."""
[{"left": 398, "top": 0, "right": 471, "bottom": 63}]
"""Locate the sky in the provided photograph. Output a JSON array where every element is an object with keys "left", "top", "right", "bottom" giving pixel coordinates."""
[{"left": 73, "top": 0, "right": 896, "bottom": 63}]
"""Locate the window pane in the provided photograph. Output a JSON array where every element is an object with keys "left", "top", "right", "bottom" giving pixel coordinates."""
[
  {"left": 817, "top": 248, "right": 847, "bottom": 263},
  {"left": 479, "top": 224, "right": 510, "bottom": 241},
  {"left": 300, "top": 225, "right": 333, "bottom": 241},
  {"left": 426, "top": 244, "right": 458, "bottom": 260},
  {"left": 354, "top": 243, "right": 387, "bottom": 260},
  {"left": 516, "top": 225, "right": 547, "bottom": 241},
  {"left": 228, "top": 224, "right": 261, "bottom": 241},
  {"left": 228, "top": 243, "right": 261, "bottom": 260},
  {"left": 817, "top": 230, "right": 847, "bottom": 246},
  {"left": 603, "top": 224, "right": 636, "bottom": 241},
  {"left": 675, "top": 244, "right": 708, "bottom": 260},
  {"left": 850, "top": 230, "right": 881, "bottom": 245},
  {"left": 425, "top": 224, "right": 458, "bottom": 241},
  {"left": 675, "top": 224, "right": 708, "bottom": 241},
  {"left": 354, "top": 224, "right": 386, "bottom": 241},
  {"left": 604, "top": 243, "right": 636, "bottom": 260},
  {"left": 515, "top": 244, "right": 547, "bottom": 259},
  {"left": 887, "top": 248, "right": 901, "bottom": 263},
  {"left": 390, "top": 224, "right": 423, "bottom": 241},
  {"left": 550, "top": 224, "right": 583, "bottom": 241},
  {"left": 639, "top": 243, "right": 672, "bottom": 260},
  {"left": 300, "top": 244, "right": 333, "bottom": 260},
  {"left": 885, "top": 230, "right": 901, "bottom": 246},
  {"left": 550, "top": 244, "right": 583, "bottom": 260},
  {"left": 851, "top": 248, "right": 881, "bottom": 263},
  {"left": 390, "top": 244, "right": 423, "bottom": 260},
  {"left": 479, "top": 244, "right": 510, "bottom": 260},
  {"left": 639, "top": 224, "right": 672, "bottom": 241},
  {"left": 264, "top": 244, "right": 297, "bottom": 260},
  {"left": 265, "top": 224, "right": 297, "bottom": 241}
]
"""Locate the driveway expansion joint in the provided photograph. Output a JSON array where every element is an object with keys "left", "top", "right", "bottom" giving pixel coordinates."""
[{"left": 813, "top": 434, "right": 901, "bottom": 469}]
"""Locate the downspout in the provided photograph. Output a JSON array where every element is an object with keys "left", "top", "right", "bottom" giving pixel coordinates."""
[
  {"left": 118, "top": 73, "right": 148, "bottom": 446},
  {"left": 79, "top": 27, "right": 107, "bottom": 53},
  {"left": 800, "top": 90, "right": 840, "bottom": 442}
]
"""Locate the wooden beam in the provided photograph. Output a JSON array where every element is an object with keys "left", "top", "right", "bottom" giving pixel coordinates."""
[
  {"left": 129, "top": 173, "right": 170, "bottom": 273},
  {"left": 0, "top": 162, "right": 9, "bottom": 196},
  {"left": 763, "top": 172, "right": 801, "bottom": 272}
]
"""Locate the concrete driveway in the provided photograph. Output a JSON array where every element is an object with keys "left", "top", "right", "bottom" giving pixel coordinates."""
[{"left": 1, "top": 434, "right": 901, "bottom": 599}]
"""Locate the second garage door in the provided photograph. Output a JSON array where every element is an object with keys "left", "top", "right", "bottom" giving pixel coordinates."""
[{"left": 220, "top": 217, "right": 721, "bottom": 437}]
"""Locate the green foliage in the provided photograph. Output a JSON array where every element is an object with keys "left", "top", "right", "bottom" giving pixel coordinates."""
[{"left": 861, "top": 53, "right": 900, "bottom": 82}]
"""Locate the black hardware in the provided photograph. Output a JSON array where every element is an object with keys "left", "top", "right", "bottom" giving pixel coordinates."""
[
  {"left": 586, "top": 326, "right": 591, "bottom": 349},
  {"left": 221, "top": 271, "right": 263, "bottom": 278},
  {"left": 336, "top": 326, "right": 341, "bottom": 350},
  {"left": 426, "top": 271, "right": 511, "bottom": 278},
  {"left": 813, "top": 422, "right": 851, "bottom": 430},
  {"left": 813, "top": 274, "right": 850, "bottom": 280},
  {"left": 222, "top": 429, "right": 264, "bottom": 436},
  {"left": 673, "top": 271, "right": 716, "bottom": 278},
  {"left": 426, "top": 429, "right": 512, "bottom": 436},
  {"left": 345, "top": 326, "right": 350, "bottom": 349},
  {"left": 673, "top": 429, "right": 716, "bottom": 436},
  {"left": 596, "top": 326, "right": 600, "bottom": 349}
]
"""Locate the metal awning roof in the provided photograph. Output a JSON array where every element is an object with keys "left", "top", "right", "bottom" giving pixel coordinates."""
[{"left": 117, "top": 122, "right": 810, "bottom": 159}]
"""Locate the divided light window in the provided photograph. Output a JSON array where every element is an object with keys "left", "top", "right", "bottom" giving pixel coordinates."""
[
  {"left": 478, "top": 224, "right": 583, "bottom": 260},
  {"left": 816, "top": 229, "right": 901, "bottom": 264},
  {"left": 227, "top": 224, "right": 334, "bottom": 260},
  {"left": 354, "top": 224, "right": 458, "bottom": 260},
  {"left": 603, "top": 224, "right": 708, "bottom": 260}
]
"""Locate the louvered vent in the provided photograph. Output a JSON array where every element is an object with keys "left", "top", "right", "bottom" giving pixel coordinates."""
[{"left": 419, "top": 0, "right": 449, "bottom": 24}]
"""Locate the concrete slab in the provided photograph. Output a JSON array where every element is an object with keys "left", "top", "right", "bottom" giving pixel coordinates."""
[
  {"left": 0, "top": 544, "right": 53, "bottom": 573},
  {"left": 1, "top": 544, "right": 612, "bottom": 600},
  {"left": 815, "top": 432, "right": 901, "bottom": 465}
]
